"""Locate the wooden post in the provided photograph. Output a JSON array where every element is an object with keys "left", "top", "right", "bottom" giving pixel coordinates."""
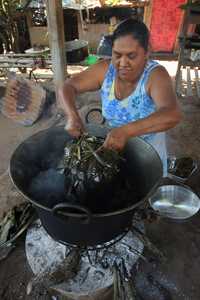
[
  {"left": 46, "top": 0, "right": 67, "bottom": 102},
  {"left": 143, "top": 0, "right": 153, "bottom": 29}
]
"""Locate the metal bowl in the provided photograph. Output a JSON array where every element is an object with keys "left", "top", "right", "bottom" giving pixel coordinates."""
[
  {"left": 149, "top": 185, "right": 200, "bottom": 220},
  {"left": 167, "top": 156, "right": 198, "bottom": 183}
]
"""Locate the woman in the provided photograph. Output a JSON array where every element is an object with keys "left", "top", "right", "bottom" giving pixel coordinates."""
[{"left": 59, "top": 18, "right": 181, "bottom": 174}]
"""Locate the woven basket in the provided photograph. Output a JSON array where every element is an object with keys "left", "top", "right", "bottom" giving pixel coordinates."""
[{"left": 2, "top": 74, "right": 46, "bottom": 126}]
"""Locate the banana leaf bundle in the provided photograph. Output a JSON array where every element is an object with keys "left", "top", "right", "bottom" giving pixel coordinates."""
[
  {"left": 63, "top": 134, "right": 124, "bottom": 211},
  {"left": 0, "top": 203, "right": 35, "bottom": 261}
]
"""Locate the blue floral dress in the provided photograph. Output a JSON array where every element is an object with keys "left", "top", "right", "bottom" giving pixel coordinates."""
[{"left": 101, "top": 60, "right": 167, "bottom": 175}]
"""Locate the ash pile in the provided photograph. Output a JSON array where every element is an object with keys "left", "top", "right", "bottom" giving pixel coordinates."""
[{"left": 26, "top": 218, "right": 164, "bottom": 299}]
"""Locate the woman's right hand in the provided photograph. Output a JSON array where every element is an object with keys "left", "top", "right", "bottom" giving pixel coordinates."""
[{"left": 65, "top": 116, "right": 85, "bottom": 138}]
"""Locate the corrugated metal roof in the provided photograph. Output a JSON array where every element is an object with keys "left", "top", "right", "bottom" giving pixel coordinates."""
[
  {"left": 27, "top": 0, "right": 148, "bottom": 10},
  {"left": 28, "top": 0, "right": 101, "bottom": 9}
]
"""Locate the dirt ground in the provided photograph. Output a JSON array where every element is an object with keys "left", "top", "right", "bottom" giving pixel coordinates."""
[{"left": 1, "top": 62, "right": 200, "bottom": 299}]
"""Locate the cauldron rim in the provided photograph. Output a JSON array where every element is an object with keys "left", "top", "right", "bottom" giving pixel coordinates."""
[
  {"left": 9, "top": 164, "right": 148, "bottom": 218},
  {"left": 9, "top": 125, "right": 163, "bottom": 218}
]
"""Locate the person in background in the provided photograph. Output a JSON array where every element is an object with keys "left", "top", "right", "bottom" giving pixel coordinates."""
[{"left": 59, "top": 18, "right": 181, "bottom": 175}]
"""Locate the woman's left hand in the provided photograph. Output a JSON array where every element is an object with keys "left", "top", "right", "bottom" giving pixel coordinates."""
[{"left": 103, "top": 127, "right": 130, "bottom": 151}]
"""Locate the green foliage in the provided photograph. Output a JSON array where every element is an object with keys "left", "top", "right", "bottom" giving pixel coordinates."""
[{"left": 0, "top": 0, "right": 23, "bottom": 52}]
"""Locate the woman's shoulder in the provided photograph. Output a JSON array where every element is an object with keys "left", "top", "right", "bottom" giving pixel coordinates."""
[
  {"left": 94, "top": 59, "right": 111, "bottom": 72},
  {"left": 149, "top": 64, "right": 171, "bottom": 81},
  {"left": 88, "top": 59, "right": 111, "bottom": 82},
  {"left": 146, "top": 63, "right": 173, "bottom": 95},
  {"left": 147, "top": 63, "right": 171, "bottom": 84}
]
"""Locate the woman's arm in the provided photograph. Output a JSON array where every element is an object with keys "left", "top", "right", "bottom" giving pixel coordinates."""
[
  {"left": 104, "top": 66, "right": 182, "bottom": 150},
  {"left": 59, "top": 60, "right": 109, "bottom": 136}
]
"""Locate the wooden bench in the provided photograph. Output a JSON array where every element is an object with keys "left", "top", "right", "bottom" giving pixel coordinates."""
[{"left": 0, "top": 53, "right": 52, "bottom": 80}]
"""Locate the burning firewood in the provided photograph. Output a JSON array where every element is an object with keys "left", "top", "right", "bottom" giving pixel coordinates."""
[{"left": 113, "top": 260, "right": 137, "bottom": 300}]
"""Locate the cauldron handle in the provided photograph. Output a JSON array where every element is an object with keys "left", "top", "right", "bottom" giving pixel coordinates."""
[{"left": 52, "top": 202, "right": 92, "bottom": 224}]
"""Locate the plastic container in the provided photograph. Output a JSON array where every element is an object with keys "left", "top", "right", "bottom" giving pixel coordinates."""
[
  {"left": 97, "top": 35, "right": 112, "bottom": 57},
  {"left": 84, "top": 54, "right": 99, "bottom": 66}
]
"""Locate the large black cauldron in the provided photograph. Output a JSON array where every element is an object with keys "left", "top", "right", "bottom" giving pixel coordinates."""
[{"left": 9, "top": 125, "right": 162, "bottom": 246}]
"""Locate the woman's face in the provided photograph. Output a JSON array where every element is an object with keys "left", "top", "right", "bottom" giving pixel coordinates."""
[{"left": 112, "top": 34, "right": 148, "bottom": 82}]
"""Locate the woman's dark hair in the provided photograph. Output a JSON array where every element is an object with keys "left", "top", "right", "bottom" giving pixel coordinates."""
[{"left": 112, "top": 18, "right": 149, "bottom": 52}]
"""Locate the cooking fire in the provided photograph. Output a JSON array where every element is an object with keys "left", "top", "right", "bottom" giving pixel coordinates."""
[{"left": 9, "top": 125, "right": 198, "bottom": 299}]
